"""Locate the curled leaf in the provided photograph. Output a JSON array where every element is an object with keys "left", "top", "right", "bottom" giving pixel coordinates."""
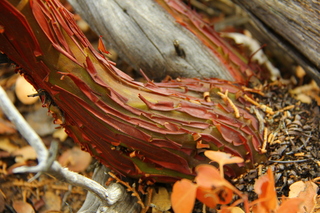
[
  {"left": 288, "top": 181, "right": 318, "bottom": 213},
  {"left": 254, "top": 168, "right": 278, "bottom": 212},
  {"left": 197, "top": 185, "right": 233, "bottom": 208},
  {"left": 195, "top": 165, "right": 236, "bottom": 191}
]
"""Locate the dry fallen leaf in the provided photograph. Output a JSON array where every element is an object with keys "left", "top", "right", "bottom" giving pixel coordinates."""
[
  {"left": 195, "top": 165, "right": 236, "bottom": 207},
  {"left": 254, "top": 168, "right": 278, "bottom": 212},
  {"left": 58, "top": 146, "right": 92, "bottom": 172},
  {"left": 195, "top": 164, "right": 236, "bottom": 191},
  {"left": 219, "top": 207, "right": 245, "bottom": 213},
  {"left": 314, "top": 195, "right": 320, "bottom": 213},
  {"left": 41, "top": 191, "right": 62, "bottom": 212},
  {"left": 0, "top": 119, "right": 16, "bottom": 134},
  {"left": 15, "top": 76, "right": 39, "bottom": 105},
  {"left": 0, "top": 191, "right": 4, "bottom": 213},
  {"left": 171, "top": 179, "right": 197, "bottom": 213},
  {"left": 25, "top": 107, "right": 57, "bottom": 137},
  {"left": 204, "top": 151, "right": 243, "bottom": 177},
  {"left": 12, "top": 145, "right": 37, "bottom": 163},
  {"left": 295, "top": 93, "right": 312, "bottom": 104},
  {"left": 13, "top": 200, "right": 35, "bottom": 213},
  {"left": 276, "top": 197, "right": 303, "bottom": 213},
  {"left": 150, "top": 187, "right": 171, "bottom": 212},
  {"left": 295, "top": 66, "right": 306, "bottom": 79},
  {"left": 52, "top": 127, "right": 68, "bottom": 141},
  {"left": 288, "top": 181, "right": 318, "bottom": 213},
  {"left": 0, "top": 137, "right": 19, "bottom": 153}
]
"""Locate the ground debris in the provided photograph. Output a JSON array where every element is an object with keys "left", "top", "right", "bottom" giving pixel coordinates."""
[{"left": 232, "top": 80, "right": 320, "bottom": 200}]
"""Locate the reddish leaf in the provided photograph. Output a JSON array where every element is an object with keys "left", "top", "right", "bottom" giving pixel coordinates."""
[
  {"left": 254, "top": 168, "right": 278, "bottom": 212},
  {"left": 98, "top": 36, "right": 109, "bottom": 54},
  {"left": 171, "top": 179, "right": 197, "bottom": 213}
]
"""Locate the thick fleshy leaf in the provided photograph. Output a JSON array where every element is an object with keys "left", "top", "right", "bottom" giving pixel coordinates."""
[
  {"left": 171, "top": 179, "right": 197, "bottom": 213},
  {"left": 0, "top": 0, "right": 266, "bottom": 182}
]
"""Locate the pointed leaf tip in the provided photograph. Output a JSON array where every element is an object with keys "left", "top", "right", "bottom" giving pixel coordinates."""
[{"left": 98, "top": 36, "right": 109, "bottom": 54}]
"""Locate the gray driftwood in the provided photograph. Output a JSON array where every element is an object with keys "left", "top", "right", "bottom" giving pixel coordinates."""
[
  {"left": 78, "top": 165, "right": 141, "bottom": 213},
  {"left": 67, "top": 0, "right": 234, "bottom": 81},
  {"left": 69, "top": 0, "right": 320, "bottom": 84},
  {"left": 232, "top": 0, "right": 320, "bottom": 85}
]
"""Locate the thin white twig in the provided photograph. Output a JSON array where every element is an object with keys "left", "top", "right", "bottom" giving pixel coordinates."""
[
  {"left": 0, "top": 86, "right": 119, "bottom": 206},
  {"left": 0, "top": 87, "right": 48, "bottom": 173}
]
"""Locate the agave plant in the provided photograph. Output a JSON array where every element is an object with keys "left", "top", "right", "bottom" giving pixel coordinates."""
[{"left": 0, "top": 0, "right": 266, "bottom": 183}]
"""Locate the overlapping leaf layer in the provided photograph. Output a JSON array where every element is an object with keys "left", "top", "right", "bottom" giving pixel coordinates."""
[{"left": 0, "top": 0, "right": 266, "bottom": 182}]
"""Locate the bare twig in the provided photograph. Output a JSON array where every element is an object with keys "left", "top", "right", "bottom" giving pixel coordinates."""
[{"left": 0, "top": 86, "right": 121, "bottom": 207}]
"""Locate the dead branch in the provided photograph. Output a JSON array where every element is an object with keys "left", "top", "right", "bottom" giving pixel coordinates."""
[{"left": 0, "top": 86, "right": 123, "bottom": 209}]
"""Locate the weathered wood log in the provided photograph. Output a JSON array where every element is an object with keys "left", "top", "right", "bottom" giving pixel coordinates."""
[
  {"left": 68, "top": 0, "right": 320, "bottom": 85},
  {"left": 67, "top": 0, "right": 235, "bottom": 81},
  {"left": 232, "top": 0, "right": 320, "bottom": 85},
  {"left": 78, "top": 165, "right": 141, "bottom": 213}
]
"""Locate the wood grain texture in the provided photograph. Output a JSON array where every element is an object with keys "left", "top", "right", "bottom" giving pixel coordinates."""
[
  {"left": 78, "top": 166, "right": 141, "bottom": 213},
  {"left": 233, "top": 0, "right": 320, "bottom": 84},
  {"left": 68, "top": 0, "right": 234, "bottom": 81}
]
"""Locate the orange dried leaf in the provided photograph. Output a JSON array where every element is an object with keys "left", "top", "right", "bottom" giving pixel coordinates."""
[
  {"left": 204, "top": 151, "right": 244, "bottom": 165},
  {"left": 219, "top": 207, "right": 245, "bottom": 213},
  {"left": 276, "top": 197, "right": 303, "bottom": 213},
  {"left": 197, "top": 186, "right": 233, "bottom": 207},
  {"left": 254, "top": 168, "right": 278, "bottom": 211},
  {"left": 171, "top": 179, "right": 197, "bottom": 213},
  {"left": 98, "top": 36, "right": 109, "bottom": 54},
  {"left": 204, "top": 151, "right": 243, "bottom": 177},
  {"left": 13, "top": 201, "right": 35, "bottom": 213},
  {"left": 195, "top": 165, "right": 236, "bottom": 192},
  {"left": 58, "top": 147, "right": 92, "bottom": 172},
  {"left": 288, "top": 181, "right": 318, "bottom": 213},
  {"left": 0, "top": 120, "right": 16, "bottom": 134},
  {"left": 196, "top": 186, "right": 219, "bottom": 208}
]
